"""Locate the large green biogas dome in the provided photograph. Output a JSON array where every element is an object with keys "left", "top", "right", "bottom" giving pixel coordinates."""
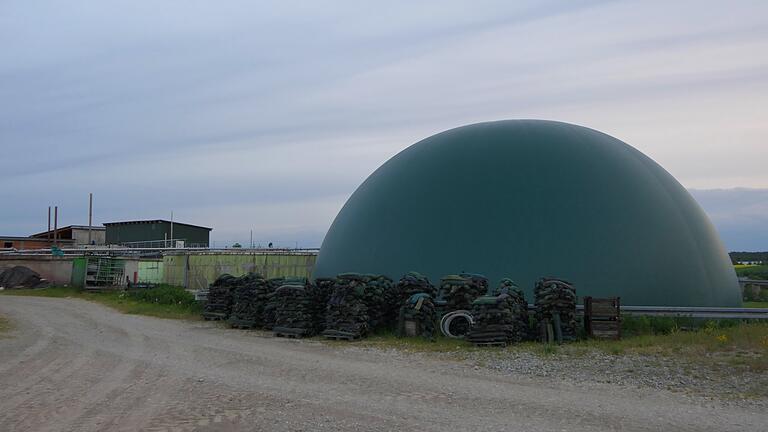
[{"left": 314, "top": 120, "right": 741, "bottom": 307}]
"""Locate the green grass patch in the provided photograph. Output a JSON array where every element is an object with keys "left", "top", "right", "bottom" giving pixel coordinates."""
[
  {"left": 744, "top": 301, "right": 768, "bottom": 308},
  {"left": 1, "top": 286, "right": 202, "bottom": 320},
  {"left": 0, "top": 315, "right": 11, "bottom": 337},
  {"left": 358, "top": 320, "right": 768, "bottom": 373},
  {"left": 735, "top": 264, "right": 768, "bottom": 279}
]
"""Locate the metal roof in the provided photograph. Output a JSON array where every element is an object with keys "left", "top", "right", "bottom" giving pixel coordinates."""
[
  {"left": 30, "top": 225, "right": 105, "bottom": 238},
  {"left": 103, "top": 219, "right": 212, "bottom": 230}
]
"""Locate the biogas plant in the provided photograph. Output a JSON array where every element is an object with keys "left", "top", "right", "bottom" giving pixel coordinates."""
[{"left": 314, "top": 120, "right": 741, "bottom": 308}]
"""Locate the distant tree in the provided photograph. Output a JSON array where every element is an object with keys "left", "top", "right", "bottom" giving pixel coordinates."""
[{"left": 232, "top": 242, "right": 242, "bottom": 248}]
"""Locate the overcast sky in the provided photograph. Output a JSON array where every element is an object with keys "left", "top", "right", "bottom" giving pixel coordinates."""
[{"left": 1, "top": 1, "right": 767, "bottom": 250}]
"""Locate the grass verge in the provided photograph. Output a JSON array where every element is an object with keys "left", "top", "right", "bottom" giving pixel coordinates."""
[
  {"left": 0, "top": 315, "right": 11, "bottom": 337},
  {"left": 0, "top": 286, "right": 202, "bottom": 320},
  {"left": 359, "top": 321, "right": 768, "bottom": 373},
  {"left": 745, "top": 301, "right": 768, "bottom": 308}
]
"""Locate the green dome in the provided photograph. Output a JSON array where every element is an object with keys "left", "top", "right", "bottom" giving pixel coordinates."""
[{"left": 315, "top": 120, "right": 740, "bottom": 307}]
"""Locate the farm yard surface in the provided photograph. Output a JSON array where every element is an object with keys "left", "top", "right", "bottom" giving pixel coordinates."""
[{"left": 0, "top": 296, "right": 766, "bottom": 432}]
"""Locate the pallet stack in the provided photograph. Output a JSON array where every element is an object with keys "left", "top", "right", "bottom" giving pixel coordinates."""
[{"left": 534, "top": 277, "right": 577, "bottom": 342}]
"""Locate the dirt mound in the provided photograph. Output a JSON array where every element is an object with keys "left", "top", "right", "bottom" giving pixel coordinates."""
[{"left": 0, "top": 266, "right": 50, "bottom": 289}]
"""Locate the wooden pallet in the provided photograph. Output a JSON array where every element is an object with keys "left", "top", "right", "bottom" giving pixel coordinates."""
[
  {"left": 323, "top": 334, "right": 361, "bottom": 341},
  {"left": 274, "top": 332, "right": 301, "bottom": 339},
  {"left": 473, "top": 341, "right": 508, "bottom": 347}
]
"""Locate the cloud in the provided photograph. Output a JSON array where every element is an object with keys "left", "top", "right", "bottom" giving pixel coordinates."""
[{"left": 1, "top": 1, "right": 767, "bottom": 249}]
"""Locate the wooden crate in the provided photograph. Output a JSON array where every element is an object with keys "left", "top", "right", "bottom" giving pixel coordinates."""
[{"left": 584, "top": 296, "right": 621, "bottom": 340}]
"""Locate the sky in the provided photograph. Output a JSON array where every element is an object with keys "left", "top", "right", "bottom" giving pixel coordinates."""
[{"left": 1, "top": 0, "right": 767, "bottom": 250}]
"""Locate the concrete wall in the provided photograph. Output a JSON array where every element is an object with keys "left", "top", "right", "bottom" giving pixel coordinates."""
[
  {"left": 163, "top": 252, "right": 317, "bottom": 290},
  {"left": 138, "top": 259, "right": 164, "bottom": 284},
  {"left": 71, "top": 229, "right": 106, "bottom": 246},
  {"left": 0, "top": 256, "right": 74, "bottom": 285}
]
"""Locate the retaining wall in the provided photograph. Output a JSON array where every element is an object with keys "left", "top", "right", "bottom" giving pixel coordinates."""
[{"left": 163, "top": 252, "right": 317, "bottom": 290}]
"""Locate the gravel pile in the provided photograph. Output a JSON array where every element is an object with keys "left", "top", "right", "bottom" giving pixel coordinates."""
[
  {"left": 534, "top": 277, "right": 577, "bottom": 342},
  {"left": 0, "top": 266, "right": 50, "bottom": 289},
  {"left": 398, "top": 293, "right": 436, "bottom": 340}
]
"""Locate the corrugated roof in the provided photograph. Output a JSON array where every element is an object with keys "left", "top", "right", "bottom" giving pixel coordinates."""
[{"left": 103, "top": 219, "right": 212, "bottom": 230}]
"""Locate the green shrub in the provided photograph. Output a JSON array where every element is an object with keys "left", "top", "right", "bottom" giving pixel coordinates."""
[{"left": 127, "top": 285, "right": 196, "bottom": 306}]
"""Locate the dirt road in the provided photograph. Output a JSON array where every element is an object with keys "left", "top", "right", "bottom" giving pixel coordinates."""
[{"left": 0, "top": 296, "right": 764, "bottom": 431}]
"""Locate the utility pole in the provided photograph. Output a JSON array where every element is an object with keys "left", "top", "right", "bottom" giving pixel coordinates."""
[
  {"left": 53, "top": 206, "right": 58, "bottom": 247},
  {"left": 170, "top": 211, "right": 174, "bottom": 247},
  {"left": 88, "top": 193, "right": 93, "bottom": 246},
  {"left": 250, "top": 229, "right": 253, "bottom": 249},
  {"left": 47, "top": 206, "right": 51, "bottom": 241}
]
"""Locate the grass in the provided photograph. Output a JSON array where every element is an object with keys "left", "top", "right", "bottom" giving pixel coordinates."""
[
  {"left": 0, "top": 315, "right": 11, "bottom": 337},
  {"left": 745, "top": 301, "right": 768, "bottom": 308},
  {"left": 0, "top": 286, "right": 202, "bottom": 320},
  {"left": 735, "top": 264, "right": 768, "bottom": 279},
  {"left": 358, "top": 318, "right": 768, "bottom": 373}
]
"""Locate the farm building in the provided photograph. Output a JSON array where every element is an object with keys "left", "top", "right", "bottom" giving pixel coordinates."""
[
  {"left": 0, "top": 236, "right": 72, "bottom": 250},
  {"left": 104, "top": 220, "right": 212, "bottom": 247},
  {"left": 314, "top": 120, "right": 741, "bottom": 307},
  {"left": 30, "top": 225, "right": 106, "bottom": 246}
]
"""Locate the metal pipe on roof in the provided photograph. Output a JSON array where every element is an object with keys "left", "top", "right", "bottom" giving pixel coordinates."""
[{"left": 53, "top": 206, "right": 58, "bottom": 246}]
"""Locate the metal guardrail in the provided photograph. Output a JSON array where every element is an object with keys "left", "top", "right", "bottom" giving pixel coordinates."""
[
  {"left": 523, "top": 304, "right": 768, "bottom": 320},
  {"left": 618, "top": 305, "right": 768, "bottom": 320}
]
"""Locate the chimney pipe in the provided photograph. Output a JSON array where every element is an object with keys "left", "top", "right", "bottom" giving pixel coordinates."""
[{"left": 53, "top": 206, "right": 58, "bottom": 247}]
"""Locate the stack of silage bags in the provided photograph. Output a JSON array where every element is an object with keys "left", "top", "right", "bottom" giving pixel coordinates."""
[
  {"left": 203, "top": 274, "right": 238, "bottom": 320},
  {"left": 323, "top": 273, "right": 370, "bottom": 339},
  {"left": 534, "top": 277, "right": 577, "bottom": 342},
  {"left": 398, "top": 293, "right": 436, "bottom": 340},
  {"left": 228, "top": 272, "right": 272, "bottom": 328},
  {"left": 272, "top": 278, "right": 317, "bottom": 337}
]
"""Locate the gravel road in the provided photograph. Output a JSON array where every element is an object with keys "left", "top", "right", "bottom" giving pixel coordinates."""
[{"left": 1, "top": 296, "right": 765, "bottom": 432}]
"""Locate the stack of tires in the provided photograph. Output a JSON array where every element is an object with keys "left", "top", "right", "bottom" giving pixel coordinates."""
[
  {"left": 323, "top": 274, "right": 370, "bottom": 339},
  {"left": 358, "top": 274, "right": 390, "bottom": 330},
  {"left": 396, "top": 272, "right": 437, "bottom": 300},
  {"left": 228, "top": 273, "right": 271, "bottom": 328},
  {"left": 534, "top": 278, "right": 577, "bottom": 342},
  {"left": 273, "top": 279, "right": 317, "bottom": 337},
  {"left": 398, "top": 293, "right": 437, "bottom": 340},
  {"left": 203, "top": 274, "right": 238, "bottom": 320},
  {"left": 492, "top": 278, "right": 530, "bottom": 342},
  {"left": 439, "top": 274, "right": 486, "bottom": 311},
  {"left": 466, "top": 294, "right": 517, "bottom": 345},
  {"left": 262, "top": 277, "right": 286, "bottom": 330}
]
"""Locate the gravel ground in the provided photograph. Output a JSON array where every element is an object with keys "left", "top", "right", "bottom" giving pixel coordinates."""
[{"left": 1, "top": 296, "right": 766, "bottom": 431}]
